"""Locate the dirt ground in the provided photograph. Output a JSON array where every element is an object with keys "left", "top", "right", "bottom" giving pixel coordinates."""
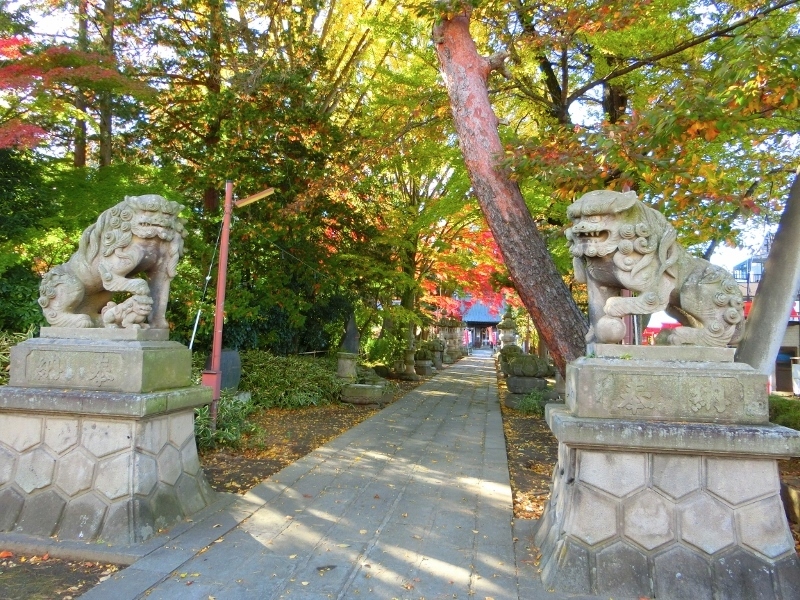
[
  {"left": 0, "top": 554, "right": 117, "bottom": 600},
  {"left": 200, "top": 402, "right": 382, "bottom": 493},
  {"left": 2, "top": 373, "right": 799, "bottom": 598}
]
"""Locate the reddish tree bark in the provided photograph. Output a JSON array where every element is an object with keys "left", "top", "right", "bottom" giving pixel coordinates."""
[{"left": 433, "top": 11, "right": 587, "bottom": 374}]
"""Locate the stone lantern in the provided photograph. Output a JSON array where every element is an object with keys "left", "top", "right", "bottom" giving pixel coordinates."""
[
  {"left": 438, "top": 316, "right": 463, "bottom": 362},
  {"left": 497, "top": 307, "right": 517, "bottom": 349}
]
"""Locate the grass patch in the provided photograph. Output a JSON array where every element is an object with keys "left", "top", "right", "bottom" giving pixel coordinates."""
[
  {"left": 194, "top": 390, "right": 257, "bottom": 451},
  {"left": 240, "top": 351, "right": 343, "bottom": 409},
  {"left": 192, "top": 350, "right": 346, "bottom": 450},
  {"left": 516, "top": 389, "right": 546, "bottom": 417},
  {"left": 769, "top": 395, "right": 800, "bottom": 431}
]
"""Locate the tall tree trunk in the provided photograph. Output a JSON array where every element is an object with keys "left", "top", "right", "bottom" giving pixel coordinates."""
[
  {"left": 74, "top": 0, "right": 88, "bottom": 167},
  {"left": 736, "top": 174, "right": 800, "bottom": 374},
  {"left": 601, "top": 56, "right": 628, "bottom": 124},
  {"left": 98, "top": 0, "right": 115, "bottom": 167},
  {"left": 433, "top": 11, "right": 587, "bottom": 375},
  {"left": 203, "top": 0, "right": 224, "bottom": 212},
  {"left": 602, "top": 83, "right": 628, "bottom": 124}
]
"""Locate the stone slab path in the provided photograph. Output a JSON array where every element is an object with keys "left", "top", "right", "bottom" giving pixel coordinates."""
[{"left": 60, "top": 354, "right": 586, "bottom": 599}]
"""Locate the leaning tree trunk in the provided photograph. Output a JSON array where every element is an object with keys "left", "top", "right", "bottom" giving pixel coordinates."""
[
  {"left": 736, "top": 173, "right": 800, "bottom": 374},
  {"left": 433, "top": 11, "right": 587, "bottom": 375}
]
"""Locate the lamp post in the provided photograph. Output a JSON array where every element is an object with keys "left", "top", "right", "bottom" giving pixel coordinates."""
[{"left": 201, "top": 181, "right": 274, "bottom": 430}]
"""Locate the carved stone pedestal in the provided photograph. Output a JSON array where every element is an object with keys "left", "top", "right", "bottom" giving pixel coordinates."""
[
  {"left": 0, "top": 328, "right": 214, "bottom": 545},
  {"left": 397, "top": 349, "right": 420, "bottom": 381},
  {"left": 414, "top": 360, "right": 435, "bottom": 376},
  {"left": 535, "top": 344, "right": 800, "bottom": 599},
  {"left": 336, "top": 351, "right": 358, "bottom": 381}
]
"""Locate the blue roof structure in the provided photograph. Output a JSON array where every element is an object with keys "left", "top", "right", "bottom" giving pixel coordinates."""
[{"left": 461, "top": 301, "right": 502, "bottom": 325}]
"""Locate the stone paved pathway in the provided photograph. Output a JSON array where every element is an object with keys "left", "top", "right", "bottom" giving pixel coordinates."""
[{"left": 73, "top": 353, "right": 578, "bottom": 600}]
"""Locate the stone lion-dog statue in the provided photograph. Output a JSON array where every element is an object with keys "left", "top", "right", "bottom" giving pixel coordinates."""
[
  {"left": 38, "top": 194, "right": 187, "bottom": 329},
  {"left": 566, "top": 190, "right": 744, "bottom": 347}
]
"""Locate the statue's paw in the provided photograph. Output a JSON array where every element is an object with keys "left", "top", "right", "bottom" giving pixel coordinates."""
[
  {"left": 45, "top": 310, "right": 95, "bottom": 328},
  {"left": 130, "top": 280, "right": 150, "bottom": 296},
  {"left": 667, "top": 327, "right": 698, "bottom": 346},
  {"left": 604, "top": 297, "right": 629, "bottom": 318},
  {"left": 585, "top": 325, "right": 596, "bottom": 344}
]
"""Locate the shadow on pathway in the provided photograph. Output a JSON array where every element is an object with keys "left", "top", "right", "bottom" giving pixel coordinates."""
[{"left": 11, "top": 354, "right": 585, "bottom": 599}]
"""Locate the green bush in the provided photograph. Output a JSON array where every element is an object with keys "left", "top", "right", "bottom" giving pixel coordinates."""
[
  {"left": 414, "top": 348, "right": 433, "bottom": 361},
  {"left": 240, "top": 350, "right": 343, "bottom": 409},
  {"left": 498, "top": 344, "right": 523, "bottom": 375},
  {"left": 516, "top": 389, "right": 546, "bottom": 417},
  {"left": 365, "top": 335, "right": 404, "bottom": 365},
  {"left": 769, "top": 395, "right": 800, "bottom": 431},
  {"left": 194, "top": 390, "right": 257, "bottom": 451},
  {"left": 423, "top": 339, "right": 445, "bottom": 353},
  {"left": 509, "top": 354, "right": 551, "bottom": 377},
  {"left": 499, "top": 344, "right": 523, "bottom": 359}
]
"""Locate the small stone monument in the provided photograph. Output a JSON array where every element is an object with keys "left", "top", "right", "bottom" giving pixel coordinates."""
[
  {"left": 534, "top": 190, "right": 800, "bottom": 599},
  {"left": 0, "top": 195, "right": 214, "bottom": 545}
]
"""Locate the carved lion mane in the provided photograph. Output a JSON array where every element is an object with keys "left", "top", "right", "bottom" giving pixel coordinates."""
[
  {"left": 38, "top": 194, "right": 186, "bottom": 329},
  {"left": 566, "top": 190, "right": 744, "bottom": 347}
]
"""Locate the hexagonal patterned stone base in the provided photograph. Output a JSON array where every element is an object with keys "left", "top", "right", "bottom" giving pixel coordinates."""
[
  {"left": 535, "top": 445, "right": 800, "bottom": 599},
  {"left": 535, "top": 349, "right": 800, "bottom": 599},
  {"left": 0, "top": 405, "right": 215, "bottom": 545}
]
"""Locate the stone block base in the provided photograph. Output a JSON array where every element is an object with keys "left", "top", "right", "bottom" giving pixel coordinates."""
[
  {"left": 397, "top": 372, "right": 420, "bottom": 381},
  {"left": 341, "top": 383, "right": 391, "bottom": 405},
  {"left": 535, "top": 436, "right": 800, "bottom": 599},
  {"left": 414, "top": 362, "right": 435, "bottom": 376},
  {"left": 566, "top": 353, "right": 767, "bottom": 424},
  {"left": 10, "top": 337, "right": 191, "bottom": 394},
  {"left": 505, "top": 376, "right": 546, "bottom": 395},
  {"left": 0, "top": 387, "right": 215, "bottom": 545}
]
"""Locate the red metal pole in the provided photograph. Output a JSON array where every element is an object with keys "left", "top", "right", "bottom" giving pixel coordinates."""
[{"left": 202, "top": 180, "right": 233, "bottom": 431}]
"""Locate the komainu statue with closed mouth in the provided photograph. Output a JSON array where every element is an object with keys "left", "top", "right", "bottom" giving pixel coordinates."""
[{"left": 38, "top": 194, "right": 186, "bottom": 329}]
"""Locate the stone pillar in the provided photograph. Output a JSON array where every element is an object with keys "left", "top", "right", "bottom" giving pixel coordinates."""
[
  {"left": 0, "top": 328, "right": 215, "bottom": 545},
  {"left": 399, "top": 348, "right": 420, "bottom": 381},
  {"left": 535, "top": 344, "right": 800, "bottom": 599}
]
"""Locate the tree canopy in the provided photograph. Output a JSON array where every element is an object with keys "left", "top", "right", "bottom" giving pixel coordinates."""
[{"left": 1, "top": 0, "right": 797, "bottom": 363}]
